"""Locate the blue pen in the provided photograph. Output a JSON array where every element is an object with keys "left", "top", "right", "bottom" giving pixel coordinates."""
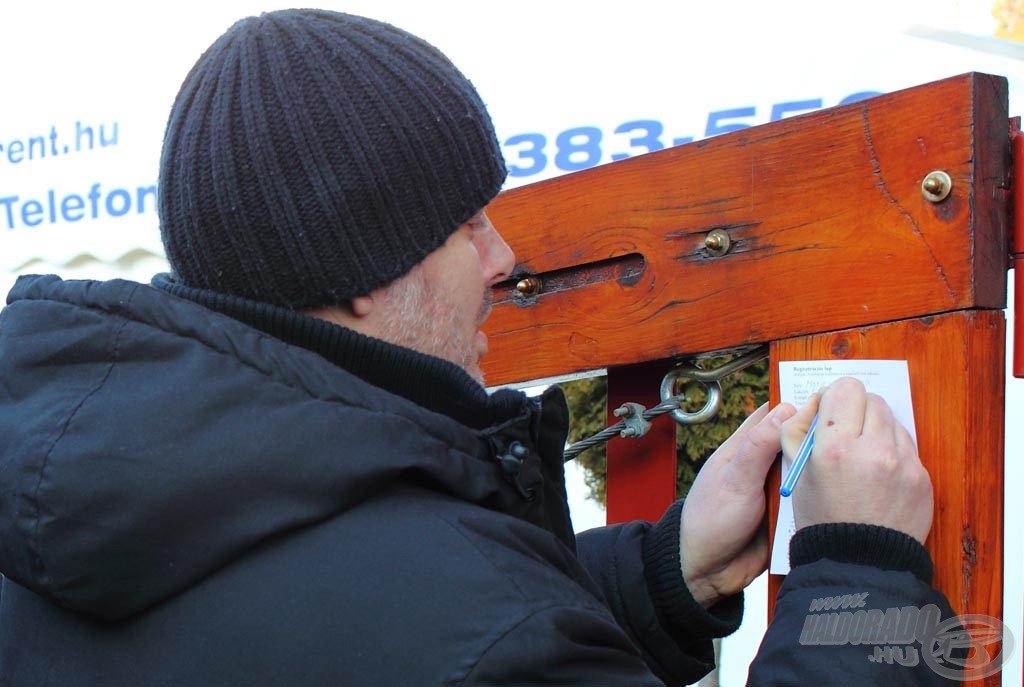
[{"left": 779, "top": 413, "right": 818, "bottom": 497}]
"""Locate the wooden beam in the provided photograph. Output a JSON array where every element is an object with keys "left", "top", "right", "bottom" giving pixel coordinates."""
[{"left": 482, "top": 73, "right": 1009, "bottom": 387}]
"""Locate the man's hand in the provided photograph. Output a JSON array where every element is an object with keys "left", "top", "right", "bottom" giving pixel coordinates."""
[
  {"left": 679, "top": 402, "right": 796, "bottom": 608},
  {"left": 781, "top": 376, "right": 933, "bottom": 543}
]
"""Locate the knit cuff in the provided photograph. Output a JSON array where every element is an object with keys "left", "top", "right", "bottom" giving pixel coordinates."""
[
  {"left": 642, "top": 500, "right": 744, "bottom": 642},
  {"left": 790, "top": 523, "right": 934, "bottom": 584}
]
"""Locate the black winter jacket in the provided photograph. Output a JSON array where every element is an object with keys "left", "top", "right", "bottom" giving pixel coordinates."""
[{"left": 0, "top": 275, "right": 960, "bottom": 685}]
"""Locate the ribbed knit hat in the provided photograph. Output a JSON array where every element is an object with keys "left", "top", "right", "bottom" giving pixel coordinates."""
[{"left": 158, "top": 9, "right": 507, "bottom": 308}]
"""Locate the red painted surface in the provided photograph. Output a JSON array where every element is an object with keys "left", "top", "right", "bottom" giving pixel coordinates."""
[
  {"left": 605, "top": 361, "right": 678, "bottom": 524},
  {"left": 1012, "top": 122, "right": 1024, "bottom": 378}
]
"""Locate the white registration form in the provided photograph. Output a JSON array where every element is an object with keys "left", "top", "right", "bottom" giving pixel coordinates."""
[{"left": 769, "top": 360, "right": 917, "bottom": 574}]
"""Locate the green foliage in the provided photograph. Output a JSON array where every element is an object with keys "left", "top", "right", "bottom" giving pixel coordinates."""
[
  {"left": 560, "top": 356, "right": 770, "bottom": 505},
  {"left": 562, "top": 375, "right": 610, "bottom": 503}
]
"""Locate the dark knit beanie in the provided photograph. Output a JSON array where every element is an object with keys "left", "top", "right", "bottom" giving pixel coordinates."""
[{"left": 158, "top": 9, "right": 507, "bottom": 308}]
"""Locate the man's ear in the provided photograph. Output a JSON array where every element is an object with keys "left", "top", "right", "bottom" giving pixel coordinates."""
[
  {"left": 303, "top": 294, "right": 374, "bottom": 329},
  {"left": 350, "top": 295, "right": 374, "bottom": 318}
]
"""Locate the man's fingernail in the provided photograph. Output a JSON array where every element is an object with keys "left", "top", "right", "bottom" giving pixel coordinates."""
[{"left": 770, "top": 405, "right": 790, "bottom": 427}]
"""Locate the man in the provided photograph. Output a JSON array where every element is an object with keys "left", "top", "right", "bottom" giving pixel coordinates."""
[{"left": 0, "top": 9, "right": 956, "bottom": 685}]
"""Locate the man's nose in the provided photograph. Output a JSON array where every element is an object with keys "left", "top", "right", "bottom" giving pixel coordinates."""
[{"left": 479, "top": 214, "right": 515, "bottom": 285}]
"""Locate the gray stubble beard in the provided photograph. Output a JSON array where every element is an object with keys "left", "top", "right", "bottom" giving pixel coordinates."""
[{"left": 375, "top": 264, "right": 489, "bottom": 385}]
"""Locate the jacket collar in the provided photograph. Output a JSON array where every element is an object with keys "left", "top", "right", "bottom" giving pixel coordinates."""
[{"left": 151, "top": 273, "right": 527, "bottom": 430}]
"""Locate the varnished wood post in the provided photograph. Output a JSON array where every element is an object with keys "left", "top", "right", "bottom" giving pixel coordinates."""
[{"left": 767, "top": 311, "right": 1005, "bottom": 686}]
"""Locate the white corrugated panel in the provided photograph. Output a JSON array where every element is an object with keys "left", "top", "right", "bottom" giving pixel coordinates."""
[{"left": 2, "top": 250, "right": 170, "bottom": 304}]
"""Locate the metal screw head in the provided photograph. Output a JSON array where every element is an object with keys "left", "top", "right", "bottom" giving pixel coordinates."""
[
  {"left": 515, "top": 276, "right": 542, "bottom": 298},
  {"left": 704, "top": 229, "right": 732, "bottom": 256},
  {"left": 921, "top": 170, "right": 952, "bottom": 203}
]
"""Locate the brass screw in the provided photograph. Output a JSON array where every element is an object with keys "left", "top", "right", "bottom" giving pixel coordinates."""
[
  {"left": 921, "top": 171, "right": 952, "bottom": 202},
  {"left": 704, "top": 228, "right": 732, "bottom": 256},
  {"left": 515, "top": 276, "right": 543, "bottom": 298}
]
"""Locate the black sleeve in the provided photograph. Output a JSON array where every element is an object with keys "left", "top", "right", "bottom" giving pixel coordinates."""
[
  {"left": 575, "top": 500, "right": 743, "bottom": 685},
  {"left": 748, "top": 524, "right": 963, "bottom": 685}
]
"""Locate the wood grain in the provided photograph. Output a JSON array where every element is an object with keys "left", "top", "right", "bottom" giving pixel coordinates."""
[
  {"left": 767, "top": 311, "right": 1005, "bottom": 686},
  {"left": 482, "top": 73, "right": 1009, "bottom": 388}
]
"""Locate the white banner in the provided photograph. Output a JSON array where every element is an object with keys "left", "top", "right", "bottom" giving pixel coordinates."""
[{"left": 2, "top": 0, "right": 1022, "bottom": 269}]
